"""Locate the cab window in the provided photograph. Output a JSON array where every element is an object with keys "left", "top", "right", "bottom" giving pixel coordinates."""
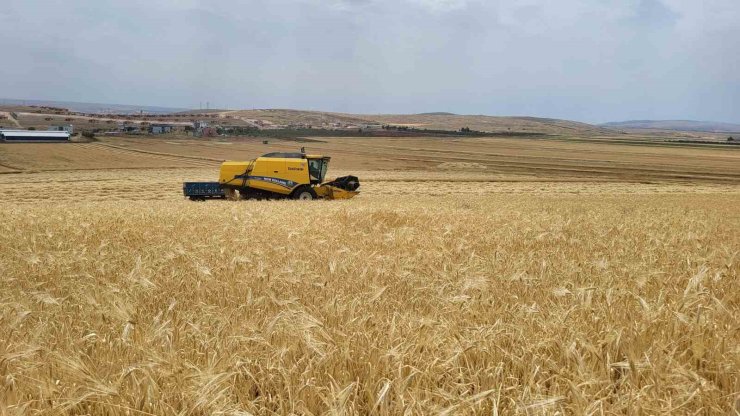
[{"left": 308, "top": 159, "right": 327, "bottom": 183}]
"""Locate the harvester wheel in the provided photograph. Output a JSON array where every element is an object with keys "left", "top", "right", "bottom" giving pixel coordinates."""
[{"left": 293, "top": 187, "right": 317, "bottom": 200}]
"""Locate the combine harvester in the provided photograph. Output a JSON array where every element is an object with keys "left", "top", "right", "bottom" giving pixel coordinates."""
[{"left": 183, "top": 151, "right": 360, "bottom": 201}]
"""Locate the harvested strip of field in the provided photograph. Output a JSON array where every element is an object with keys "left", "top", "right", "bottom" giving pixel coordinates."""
[
  {"left": 0, "top": 143, "right": 215, "bottom": 171},
  {"left": 99, "top": 135, "right": 739, "bottom": 183},
  {"left": 1, "top": 169, "right": 737, "bottom": 203},
  {"left": 4, "top": 135, "right": 739, "bottom": 183},
  {"left": 94, "top": 142, "right": 223, "bottom": 164},
  {"left": 0, "top": 168, "right": 211, "bottom": 203},
  {"left": 288, "top": 137, "right": 740, "bottom": 182}
]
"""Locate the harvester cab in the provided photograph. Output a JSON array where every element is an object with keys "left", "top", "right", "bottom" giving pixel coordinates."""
[
  {"left": 307, "top": 156, "right": 330, "bottom": 184},
  {"left": 182, "top": 151, "right": 360, "bottom": 201}
]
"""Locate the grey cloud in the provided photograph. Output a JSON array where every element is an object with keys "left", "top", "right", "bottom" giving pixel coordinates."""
[
  {"left": 624, "top": 0, "right": 679, "bottom": 27},
  {"left": 0, "top": 0, "right": 738, "bottom": 123}
]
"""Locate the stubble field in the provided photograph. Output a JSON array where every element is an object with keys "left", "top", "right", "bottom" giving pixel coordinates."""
[{"left": 0, "top": 136, "right": 738, "bottom": 414}]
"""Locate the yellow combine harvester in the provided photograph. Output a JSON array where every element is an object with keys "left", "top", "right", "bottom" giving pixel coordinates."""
[{"left": 183, "top": 151, "right": 360, "bottom": 201}]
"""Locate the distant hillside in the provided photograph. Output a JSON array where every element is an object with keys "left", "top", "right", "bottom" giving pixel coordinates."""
[
  {"left": 0, "top": 98, "right": 188, "bottom": 115},
  {"left": 354, "top": 113, "right": 616, "bottom": 135},
  {"left": 601, "top": 120, "right": 740, "bottom": 133},
  {"left": 0, "top": 97, "right": 620, "bottom": 136},
  {"left": 224, "top": 109, "right": 616, "bottom": 135},
  {"left": 226, "top": 109, "right": 376, "bottom": 128}
]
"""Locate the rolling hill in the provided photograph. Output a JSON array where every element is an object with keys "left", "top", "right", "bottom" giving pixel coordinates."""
[
  {"left": 16, "top": 97, "right": 721, "bottom": 136},
  {"left": 356, "top": 113, "right": 616, "bottom": 135},
  {"left": 601, "top": 120, "right": 740, "bottom": 133},
  {"left": 1, "top": 97, "right": 626, "bottom": 135},
  {"left": 224, "top": 109, "right": 618, "bottom": 135}
]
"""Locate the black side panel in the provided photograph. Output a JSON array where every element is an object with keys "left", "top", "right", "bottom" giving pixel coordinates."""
[{"left": 183, "top": 182, "right": 225, "bottom": 198}]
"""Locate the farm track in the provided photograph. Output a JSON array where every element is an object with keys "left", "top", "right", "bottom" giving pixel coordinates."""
[
  {"left": 0, "top": 111, "right": 22, "bottom": 127},
  {"left": 0, "top": 162, "right": 23, "bottom": 172}
]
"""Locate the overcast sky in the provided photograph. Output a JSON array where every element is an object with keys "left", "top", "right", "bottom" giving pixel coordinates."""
[{"left": 1, "top": 0, "right": 738, "bottom": 123}]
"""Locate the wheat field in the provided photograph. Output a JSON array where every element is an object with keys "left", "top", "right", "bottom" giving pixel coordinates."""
[
  {"left": 1, "top": 137, "right": 739, "bottom": 414},
  {"left": 1, "top": 192, "right": 738, "bottom": 415}
]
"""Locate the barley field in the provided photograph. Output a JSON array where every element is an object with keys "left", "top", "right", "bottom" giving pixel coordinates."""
[{"left": 1, "top": 137, "right": 739, "bottom": 415}]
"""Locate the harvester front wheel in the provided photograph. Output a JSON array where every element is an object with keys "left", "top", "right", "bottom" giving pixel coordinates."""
[{"left": 293, "top": 187, "right": 317, "bottom": 200}]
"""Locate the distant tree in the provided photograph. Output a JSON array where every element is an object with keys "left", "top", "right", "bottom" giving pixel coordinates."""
[
  {"left": 27, "top": 127, "right": 36, "bottom": 130},
  {"left": 728, "top": 136, "right": 735, "bottom": 141}
]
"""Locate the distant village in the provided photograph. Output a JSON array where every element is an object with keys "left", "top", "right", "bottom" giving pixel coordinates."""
[{"left": 0, "top": 105, "right": 384, "bottom": 142}]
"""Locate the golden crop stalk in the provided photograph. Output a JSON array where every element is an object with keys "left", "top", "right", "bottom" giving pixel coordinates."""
[{"left": 0, "top": 190, "right": 737, "bottom": 415}]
